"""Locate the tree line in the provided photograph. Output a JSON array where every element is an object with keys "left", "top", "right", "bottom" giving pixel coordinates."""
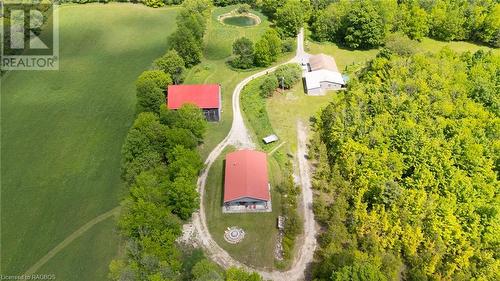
[
  {"left": 109, "top": 51, "right": 210, "bottom": 281},
  {"left": 135, "top": 0, "right": 212, "bottom": 116},
  {"left": 110, "top": 0, "right": 268, "bottom": 279},
  {"left": 231, "top": 29, "right": 295, "bottom": 69},
  {"left": 309, "top": 48, "right": 499, "bottom": 280},
  {"left": 222, "top": 0, "right": 499, "bottom": 49},
  {"left": 310, "top": 0, "right": 500, "bottom": 49},
  {"left": 52, "top": 0, "right": 500, "bottom": 49},
  {"left": 168, "top": 0, "right": 212, "bottom": 66}
]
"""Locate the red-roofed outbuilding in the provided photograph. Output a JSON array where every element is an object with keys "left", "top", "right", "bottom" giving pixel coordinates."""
[
  {"left": 223, "top": 150, "right": 271, "bottom": 212},
  {"left": 167, "top": 84, "right": 221, "bottom": 122}
]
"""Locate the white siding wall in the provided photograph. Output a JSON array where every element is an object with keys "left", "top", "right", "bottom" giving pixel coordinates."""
[
  {"left": 307, "top": 87, "right": 324, "bottom": 96},
  {"left": 320, "top": 81, "right": 342, "bottom": 90},
  {"left": 307, "top": 82, "right": 343, "bottom": 96}
]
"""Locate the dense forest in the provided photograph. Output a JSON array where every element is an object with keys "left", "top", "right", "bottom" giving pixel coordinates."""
[{"left": 310, "top": 48, "right": 499, "bottom": 280}]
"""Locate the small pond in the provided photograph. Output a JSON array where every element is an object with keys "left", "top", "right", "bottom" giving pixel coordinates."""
[{"left": 222, "top": 15, "right": 258, "bottom": 27}]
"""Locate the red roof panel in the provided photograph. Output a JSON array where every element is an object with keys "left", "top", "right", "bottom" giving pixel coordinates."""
[
  {"left": 224, "top": 150, "right": 270, "bottom": 203},
  {"left": 167, "top": 84, "right": 220, "bottom": 110}
]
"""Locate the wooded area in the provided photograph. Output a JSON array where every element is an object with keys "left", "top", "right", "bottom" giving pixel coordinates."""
[
  {"left": 311, "top": 0, "right": 499, "bottom": 48},
  {"left": 310, "top": 49, "right": 499, "bottom": 280}
]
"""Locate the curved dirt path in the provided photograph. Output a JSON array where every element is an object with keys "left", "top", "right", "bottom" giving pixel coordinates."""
[
  {"left": 192, "top": 29, "right": 318, "bottom": 281},
  {"left": 23, "top": 206, "right": 120, "bottom": 276}
]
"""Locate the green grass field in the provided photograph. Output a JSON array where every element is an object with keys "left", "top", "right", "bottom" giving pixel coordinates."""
[
  {"left": 240, "top": 77, "right": 282, "bottom": 153},
  {"left": 266, "top": 85, "right": 331, "bottom": 153},
  {"left": 188, "top": 5, "right": 294, "bottom": 159},
  {"left": 204, "top": 5, "right": 271, "bottom": 60},
  {"left": 307, "top": 35, "right": 499, "bottom": 71},
  {"left": 1, "top": 4, "right": 178, "bottom": 278},
  {"left": 36, "top": 216, "right": 121, "bottom": 281},
  {"left": 239, "top": 73, "right": 330, "bottom": 154},
  {"left": 4, "top": 2, "right": 496, "bottom": 278},
  {"left": 204, "top": 146, "right": 283, "bottom": 269}
]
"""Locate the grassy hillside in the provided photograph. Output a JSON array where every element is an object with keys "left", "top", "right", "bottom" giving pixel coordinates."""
[
  {"left": 188, "top": 5, "right": 294, "bottom": 159},
  {"left": 203, "top": 5, "right": 270, "bottom": 60},
  {"left": 1, "top": 4, "right": 178, "bottom": 278}
]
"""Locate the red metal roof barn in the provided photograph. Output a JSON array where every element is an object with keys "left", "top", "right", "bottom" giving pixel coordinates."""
[
  {"left": 224, "top": 150, "right": 270, "bottom": 204},
  {"left": 167, "top": 84, "right": 221, "bottom": 121}
]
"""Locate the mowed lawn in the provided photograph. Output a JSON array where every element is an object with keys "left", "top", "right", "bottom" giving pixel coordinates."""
[
  {"left": 188, "top": 5, "right": 294, "bottom": 159},
  {"left": 307, "top": 35, "right": 499, "bottom": 71},
  {"left": 204, "top": 5, "right": 271, "bottom": 60},
  {"left": 266, "top": 85, "right": 331, "bottom": 153},
  {"left": 204, "top": 147, "right": 283, "bottom": 269},
  {"left": 1, "top": 4, "right": 178, "bottom": 278}
]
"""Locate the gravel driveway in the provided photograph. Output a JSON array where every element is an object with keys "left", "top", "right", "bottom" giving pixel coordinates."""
[{"left": 190, "top": 29, "right": 318, "bottom": 281}]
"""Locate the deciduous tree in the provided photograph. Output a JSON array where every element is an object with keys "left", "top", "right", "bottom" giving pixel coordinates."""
[
  {"left": 137, "top": 70, "right": 172, "bottom": 90},
  {"left": 274, "top": 63, "right": 302, "bottom": 89},
  {"left": 160, "top": 104, "right": 207, "bottom": 140},
  {"left": 191, "top": 259, "right": 224, "bottom": 281},
  {"left": 136, "top": 79, "right": 166, "bottom": 114},
  {"left": 260, "top": 74, "right": 278, "bottom": 97},
  {"left": 170, "top": 27, "right": 203, "bottom": 67},
  {"left": 342, "top": 0, "right": 386, "bottom": 48},
  {"left": 226, "top": 267, "right": 263, "bottom": 281},
  {"left": 261, "top": 29, "right": 282, "bottom": 59},
  {"left": 155, "top": 50, "right": 186, "bottom": 85},
  {"left": 253, "top": 37, "right": 273, "bottom": 67},
  {"left": 275, "top": 0, "right": 310, "bottom": 37},
  {"left": 232, "top": 37, "right": 254, "bottom": 69}
]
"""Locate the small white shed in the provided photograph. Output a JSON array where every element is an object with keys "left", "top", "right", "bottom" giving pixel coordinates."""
[{"left": 263, "top": 134, "right": 279, "bottom": 144}]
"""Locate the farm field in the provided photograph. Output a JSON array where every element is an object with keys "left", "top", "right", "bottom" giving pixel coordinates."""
[
  {"left": 1, "top": 4, "right": 178, "bottom": 279},
  {"left": 35, "top": 216, "right": 121, "bottom": 281}
]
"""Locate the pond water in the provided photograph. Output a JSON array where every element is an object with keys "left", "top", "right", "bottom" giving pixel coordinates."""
[{"left": 222, "top": 15, "right": 258, "bottom": 27}]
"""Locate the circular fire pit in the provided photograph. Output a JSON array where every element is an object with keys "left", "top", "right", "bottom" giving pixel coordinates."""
[{"left": 224, "top": 226, "right": 245, "bottom": 244}]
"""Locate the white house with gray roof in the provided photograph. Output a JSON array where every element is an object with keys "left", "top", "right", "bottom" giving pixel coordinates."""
[{"left": 303, "top": 54, "right": 345, "bottom": 95}]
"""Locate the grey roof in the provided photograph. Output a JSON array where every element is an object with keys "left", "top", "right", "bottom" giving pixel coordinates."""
[{"left": 308, "top": 53, "right": 339, "bottom": 72}]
